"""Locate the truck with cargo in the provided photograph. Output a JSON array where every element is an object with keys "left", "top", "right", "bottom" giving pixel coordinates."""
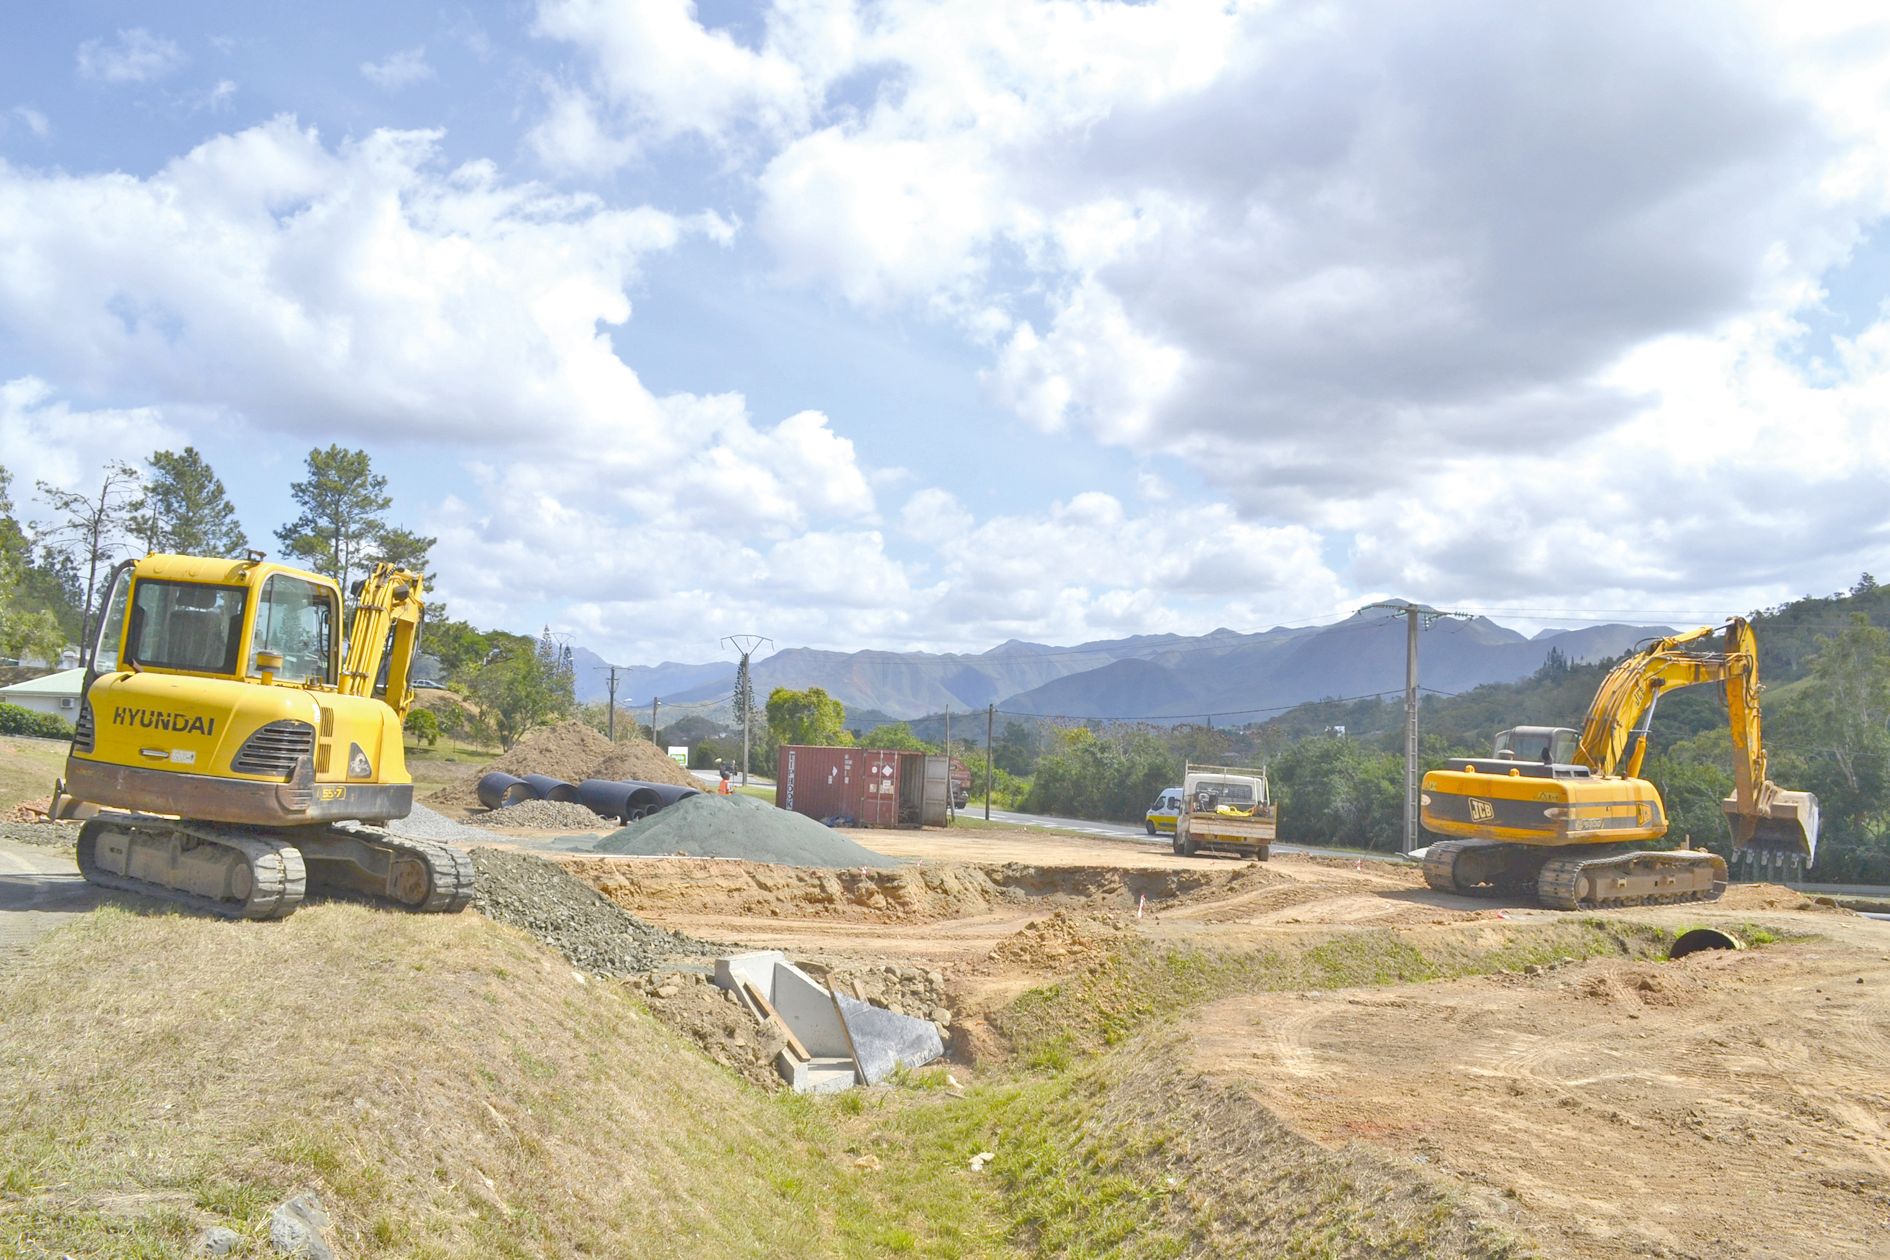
[{"left": 1173, "top": 764, "right": 1275, "bottom": 860}]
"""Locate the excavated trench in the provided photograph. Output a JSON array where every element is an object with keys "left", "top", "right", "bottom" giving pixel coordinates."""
[{"left": 556, "top": 856, "right": 1287, "bottom": 925}]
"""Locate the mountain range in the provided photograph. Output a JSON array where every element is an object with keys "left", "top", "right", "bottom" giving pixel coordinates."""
[{"left": 572, "top": 605, "right": 1671, "bottom": 725}]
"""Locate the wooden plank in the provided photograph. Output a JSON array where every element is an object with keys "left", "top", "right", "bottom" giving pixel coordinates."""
[{"left": 743, "top": 979, "right": 811, "bottom": 1062}]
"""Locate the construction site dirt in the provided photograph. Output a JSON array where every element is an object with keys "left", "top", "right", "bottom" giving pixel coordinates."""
[{"left": 537, "top": 824, "right": 1890, "bottom": 1259}]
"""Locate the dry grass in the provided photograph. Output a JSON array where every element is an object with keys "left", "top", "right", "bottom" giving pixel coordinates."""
[
  {"left": 0, "top": 904, "right": 883, "bottom": 1258},
  {"left": 0, "top": 736, "right": 69, "bottom": 813}
]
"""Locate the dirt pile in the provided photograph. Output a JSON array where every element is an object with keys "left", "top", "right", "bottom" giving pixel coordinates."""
[
  {"left": 429, "top": 721, "right": 699, "bottom": 809},
  {"left": 987, "top": 910, "right": 1130, "bottom": 972},
  {"left": 631, "top": 971, "right": 788, "bottom": 1089},
  {"left": 1719, "top": 882, "right": 1830, "bottom": 911},
  {"left": 470, "top": 847, "right": 713, "bottom": 976},
  {"left": 591, "top": 793, "right": 898, "bottom": 868},
  {"left": 471, "top": 799, "right": 610, "bottom": 831}
]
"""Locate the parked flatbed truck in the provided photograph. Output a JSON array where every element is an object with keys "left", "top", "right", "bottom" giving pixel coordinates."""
[{"left": 1173, "top": 764, "right": 1276, "bottom": 860}]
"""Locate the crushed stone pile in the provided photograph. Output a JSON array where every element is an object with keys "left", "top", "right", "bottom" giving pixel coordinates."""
[
  {"left": 470, "top": 799, "right": 611, "bottom": 831},
  {"left": 429, "top": 720, "right": 701, "bottom": 809},
  {"left": 381, "top": 803, "right": 493, "bottom": 845},
  {"left": 591, "top": 793, "right": 898, "bottom": 868},
  {"left": 470, "top": 848, "right": 713, "bottom": 976},
  {"left": 0, "top": 819, "right": 79, "bottom": 849}
]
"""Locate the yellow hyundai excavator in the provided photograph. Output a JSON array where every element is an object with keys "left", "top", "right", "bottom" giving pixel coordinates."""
[
  {"left": 56, "top": 553, "right": 474, "bottom": 919},
  {"left": 1419, "top": 618, "right": 1817, "bottom": 910}
]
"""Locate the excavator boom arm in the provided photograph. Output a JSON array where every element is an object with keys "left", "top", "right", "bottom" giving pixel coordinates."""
[
  {"left": 339, "top": 564, "right": 425, "bottom": 717},
  {"left": 1572, "top": 618, "right": 1813, "bottom": 857}
]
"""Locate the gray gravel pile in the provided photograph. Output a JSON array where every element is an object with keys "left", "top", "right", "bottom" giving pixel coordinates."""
[
  {"left": 0, "top": 820, "right": 78, "bottom": 849},
  {"left": 593, "top": 793, "right": 898, "bottom": 868},
  {"left": 470, "top": 847, "right": 713, "bottom": 976},
  {"left": 469, "top": 799, "right": 610, "bottom": 831},
  {"left": 382, "top": 803, "right": 492, "bottom": 845}
]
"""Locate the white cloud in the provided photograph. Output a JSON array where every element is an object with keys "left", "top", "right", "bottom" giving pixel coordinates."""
[
  {"left": 527, "top": 81, "right": 638, "bottom": 174},
  {"left": 360, "top": 47, "right": 434, "bottom": 90},
  {"left": 8, "top": 106, "right": 49, "bottom": 139},
  {"left": 534, "top": 0, "right": 1890, "bottom": 630},
  {"left": 76, "top": 28, "right": 185, "bottom": 84},
  {"left": 0, "top": 378, "right": 181, "bottom": 501}
]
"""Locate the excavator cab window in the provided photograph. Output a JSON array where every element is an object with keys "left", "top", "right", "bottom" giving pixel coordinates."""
[
  {"left": 126, "top": 580, "right": 247, "bottom": 676},
  {"left": 90, "top": 564, "right": 133, "bottom": 673},
  {"left": 1493, "top": 727, "right": 1579, "bottom": 766},
  {"left": 250, "top": 575, "right": 338, "bottom": 685}
]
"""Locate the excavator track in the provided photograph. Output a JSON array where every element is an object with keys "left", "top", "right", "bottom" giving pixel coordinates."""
[
  {"left": 1536, "top": 850, "right": 1726, "bottom": 910},
  {"left": 297, "top": 825, "right": 476, "bottom": 914},
  {"left": 77, "top": 813, "right": 307, "bottom": 920},
  {"left": 75, "top": 814, "right": 475, "bottom": 919}
]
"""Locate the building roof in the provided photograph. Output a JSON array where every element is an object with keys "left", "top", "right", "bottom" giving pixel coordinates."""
[{"left": 0, "top": 667, "right": 85, "bottom": 698}]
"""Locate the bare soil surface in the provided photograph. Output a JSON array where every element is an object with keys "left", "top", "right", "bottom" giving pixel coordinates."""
[{"left": 1190, "top": 940, "right": 1890, "bottom": 1260}]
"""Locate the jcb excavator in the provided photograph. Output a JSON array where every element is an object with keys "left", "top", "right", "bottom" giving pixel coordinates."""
[
  {"left": 1419, "top": 618, "right": 1817, "bottom": 910},
  {"left": 56, "top": 553, "right": 474, "bottom": 919}
]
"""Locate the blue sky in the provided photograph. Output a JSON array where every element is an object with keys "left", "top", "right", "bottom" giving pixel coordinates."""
[{"left": 4, "top": 2, "right": 1889, "bottom": 667}]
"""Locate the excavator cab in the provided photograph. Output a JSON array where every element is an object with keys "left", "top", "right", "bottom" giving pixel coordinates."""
[{"left": 1492, "top": 726, "right": 1579, "bottom": 766}]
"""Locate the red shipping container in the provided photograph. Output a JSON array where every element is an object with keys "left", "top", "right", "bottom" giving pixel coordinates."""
[{"left": 776, "top": 745, "right": 932, "bottom": 828}]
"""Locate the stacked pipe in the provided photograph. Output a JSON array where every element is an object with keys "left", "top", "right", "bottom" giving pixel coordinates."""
[{"left": 480, "top": 770, "right": 700, "bottom": 824}]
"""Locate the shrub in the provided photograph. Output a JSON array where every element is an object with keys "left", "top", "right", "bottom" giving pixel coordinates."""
[
  {"left": 404, "top": 709, "right": 441, "bottom": 748},
  {"left": 0, "top": 701, "right": 74, "bottom": 740}
]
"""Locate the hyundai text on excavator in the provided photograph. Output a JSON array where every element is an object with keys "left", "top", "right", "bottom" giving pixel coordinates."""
[
  {"left": 56, "top": 553, "right": 474, "bottom": 919},
  {"left": 1419, "top": 618, "right": 1817, "bottom": 910}
]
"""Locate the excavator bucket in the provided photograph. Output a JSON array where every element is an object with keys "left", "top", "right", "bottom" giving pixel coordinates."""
[{"left": 1722, "top": 786, "right": 1818, "bottom": 865}]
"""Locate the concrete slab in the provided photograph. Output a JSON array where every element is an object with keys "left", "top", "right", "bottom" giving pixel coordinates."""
[
  {"left": 767, "top": 961, "right": 852, "bottom": 1059},
  {"left": 777, "top": 1053, "right": 858, "bottom": 1095},
  {"left": 834, "top": 992, "right": 944, "bottom": 1085}
]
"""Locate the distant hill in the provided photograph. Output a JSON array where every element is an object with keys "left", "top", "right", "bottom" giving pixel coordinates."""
[
  {"left": 996, "top": 611, "right": 1667, "bottom": 722},
  {"left": 594, "top": 604, "right": 1671, "bottom": 723},
  {"left": 569, "top": 646, "right": 736, "bottom": 706}
]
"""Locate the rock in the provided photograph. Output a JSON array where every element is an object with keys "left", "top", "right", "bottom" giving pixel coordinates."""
[
  {"left": 655, "top": 984, "right": 681, "bottom": 998},
  {"left": 269, "top": 1191, "right": 337, "bottom": 1259},
  {"left": 930, "top": 1007, "right": 952, "bottom": 1025},
  {"left": 853, "top": 1153, "right": 881, "bottom": 1170},
  {"left": 1523, "top": 964, "right": 1543, "bottom": 976},
  {"left": 194, "top": 1226, "right": 241, "bottom": 1256},
  {"left": 968, "top": 1150, "right": 995, "bottom": 1172}
]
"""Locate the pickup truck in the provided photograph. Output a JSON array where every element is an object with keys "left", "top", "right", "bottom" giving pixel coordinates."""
[{"left": 1173, "top": 764, "right": 1276, "bottom": 860}]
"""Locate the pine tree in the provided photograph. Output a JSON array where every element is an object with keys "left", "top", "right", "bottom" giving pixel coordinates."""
[
  {"left": 274, "top": 446, "right": 392, "bottom": 593},
  {"left": 129, "top": 447, "right": 249, "bottom": 556}
]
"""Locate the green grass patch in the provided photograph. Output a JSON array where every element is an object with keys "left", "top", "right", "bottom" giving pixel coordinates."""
[{"left": 990, "top": 919, "right": 1674, "bottom": 1064}]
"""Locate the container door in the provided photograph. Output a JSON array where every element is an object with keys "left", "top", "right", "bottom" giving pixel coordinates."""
[{"left": 921, "top": 755, "right": 949, "bottom": 827}]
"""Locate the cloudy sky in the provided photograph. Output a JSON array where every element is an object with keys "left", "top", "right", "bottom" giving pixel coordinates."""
[{"left": 3, "top": 1, "right": 1888, "bottom": 665}]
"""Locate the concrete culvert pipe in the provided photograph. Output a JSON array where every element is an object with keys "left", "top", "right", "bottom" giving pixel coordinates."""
[
  {"left": 476, "top": 772, "right": 533, "bottom": 810},
  {"left": 521, "top": 774, "right": 579, "bottom": 803},
  {"left": 1668, "top": 927, "right": 1744, "bottom": 959}
]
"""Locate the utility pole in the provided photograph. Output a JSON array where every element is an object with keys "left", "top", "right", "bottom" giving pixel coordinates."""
[
  {"left": 1362, "top": 600, "right": 1469, "bottom": 855},
  {"left": 943, "top": 705, "right": 952, "bottom": 820},
  {"left": 598, "top": 664, "right": 623, "bottom": 741},
  {"left": 722, "top": 634, "right": 772, "bottom": 787},
  {"left": 650, "top": 696, "right": 660, "bottom": 746},
  {"left": 985, "top": 704, "right": 994, "bottom": 822}
]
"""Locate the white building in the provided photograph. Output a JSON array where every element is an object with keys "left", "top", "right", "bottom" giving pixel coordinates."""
[{"left": 0, "top": 667, "right": 84, "bottom": 725}]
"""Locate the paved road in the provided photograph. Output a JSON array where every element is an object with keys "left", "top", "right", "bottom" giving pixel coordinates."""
[
  {"left": 965, "top": 805, "right": 1410, "bottom": 863},
  {"left": 0, "top": 838, "right": 99, "bottom": 973}
]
